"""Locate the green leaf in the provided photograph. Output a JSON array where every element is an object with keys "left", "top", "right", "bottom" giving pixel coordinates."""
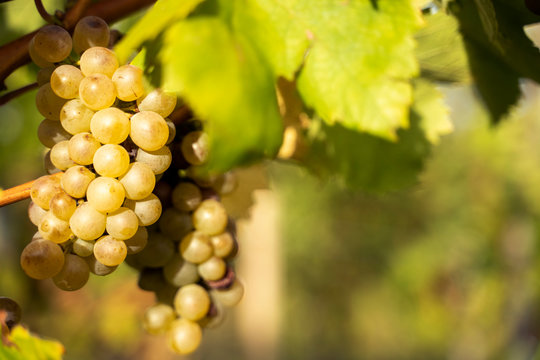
[
  {"left": 159, "top": 18, "right": 283, "bottom": 171},
  {"left": 234, "top": 0, "right": 422, "bottom": 140},
  {"left": 415, "top": 11, "right": 471, "bottom": 83},
  {"left": 0, "top": 326, "right": 64, "bottom": 360},
  {"left": 448, "top": 0, "right": 540, "bottom": 122},
  {"left": 412, "top": 79, "right": 452, "bottom": 144},
  {"left": 114, "top": 0, "right": 205, "bottom": 64}
]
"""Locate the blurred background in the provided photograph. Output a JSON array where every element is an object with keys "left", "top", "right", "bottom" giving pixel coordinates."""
[{"left": 3, "top": 1, "right": 540, "bottom": 360}]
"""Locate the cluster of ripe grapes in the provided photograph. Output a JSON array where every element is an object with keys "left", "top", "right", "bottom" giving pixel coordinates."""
[{"left": 22, "top": 16, "right": 243, "bottom": 354}]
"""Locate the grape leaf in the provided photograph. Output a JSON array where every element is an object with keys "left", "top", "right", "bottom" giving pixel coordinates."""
[
  {"left": 233, "top": 0, "right": 422, "bottom": 140},
  {"left": 413, "top": 79, "right": 452, "bottom": 144},
  {"left": 158, "top": 18, "right": 283, "bottom": 172},
  {"left": 114, "top": 0, "right": 205, "bottom": 64},
  {"left": 0, "top": 326, "right": 64, "bottom": 360},
  {"left": 448, "top": 0, "right": 540, "bottom": 122}
]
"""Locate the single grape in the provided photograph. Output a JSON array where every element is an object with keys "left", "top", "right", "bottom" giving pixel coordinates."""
[
  {"left": 131, "top": 232, "right": 174, "bottom": 268},
  {"left": 38, "top": 119, "right": 71, "bottom": 148},
  {"left": 168, "top": 318, "right": 202, "bottom": 355},
  {"left": 80, "top": 46, "right": 119, "bottom": 77},
  {"left": 73, "top": 16, "right": 110, "bottom": 54},
  {"left": 92, "top": 144, "right": 130, "bottom": 178},
  {"left": 181, "top": 131, "right": 209, "bottom": 166},
  {"left": 172, "top": 182, "right": 202, "bottom": 212},
  {"left": 198, "top": 256, "right": 226, "bottom": 281},
  {"left": 123, "top": 194, "right": 162, "bottom": 226},
  {"left": 173, "top": 284, "right": 210, "bottom": 321},
  {"left": 49, "top": 191, "right": 77, "bottom": 221},
  {"left": 135, "top": 146, "right": 172, "bottom": 175},
  {"left": 86, "top": 177, "right": 125, "bottom": 213},
  {"left": 20, "top": 239, "right": 64, "bottom": 279},
  {"left": 211, "top": 280, "right": 244, "bottom": 307},
  {"left": 84, "top": 254, "right": 117, "bottom": 276},
  {"left": 29, "top": 37, "right": 54, "bottom": 68},
  {"left": 118, "top": 162, "right": 156, "bottom": 200},
  {"left": 93, "top": 235, "right": 127, "bottom": 266},
  {"left": 61, "top": 165, "right": 96, "bottom": 198},
  {"left": 30, "top": 175, "right": 62, "bottom": 210},
  {"left": 0, "top": 297, "right": 22, "bottom": 329},
  {"left": 179, "top": 231, "right": 213, "bottom": 264},
  {"left": 50, "top": 65, "right": 84, "bottom": 99},
  {"left": 143, "top": 303, "right": 176, "bottom": 335},
  {"left": 192, "top": 199, "right": 228, "bottom": 236},
  {"left": 79, "top": 74, "right": 116, "bottom": 110},
  {"left": 124, "top": 226, "right": 148, "bottom": 254},
  {"left": 210, "top": 232, "right": 235, "bottom": 258},
  {"left": 31, "top": 25, "right": 72, "bottom": 63},
  {"left": 50, "top": 140, "right": 76, "bottom": 170},
  {"left": 68, "top": 132, "right": 100, "bottom": 166},
  {"left": 36, "top": 83, "right": 67, "bottom": 121},
  {"left": 72, "top": 238, "right": 95, "bottom": 257},
  {"left": 90, "top": 107, "right": 130, "bottom": 144},
  {"left": 69, "top": 202, "right": 106, "bottom": 240},
  {"left": 112, "top": 65, "right": 144, "bottom": 101},
  {"left": 53, "top": 254, "right": 90, "bottom": 291},
  {"left": 28, "top": 201, "right": 48, "bottom": 226},
  {"left": 60, "top": 99, "right": 95, "bottom": 135},
  {"left": 43, "top": 150, "right": 61, "bottom": 175},
  {"left": 158, "top": 208, "right": 193, "bottom": 242},
  {"left": 130, "top": 111, "right": 169, "bottom": 151},
  {"left": 163, "top": 255, "right": 200, "bottom": 287},
  {"left": 137, "top": 267, "right": 168, "bottom": 292},
  {"left": 165, "top": 119, "right": 176, "bottom": 145},
  {"left": 38, "top": 211, "right": 72, "bottom": 243},
  {"left": 106, "top": 207, "right": 139, "bottom": 240},
  {"left": 137, "top": 89, "right": 177, "bottom": 117},
  {"left": 37, "top": 66, "right": 56, "bottom": 86}
]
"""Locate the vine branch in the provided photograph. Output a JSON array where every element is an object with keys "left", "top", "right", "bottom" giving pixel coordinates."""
[
  {"left": 0, "top": 83, "right": 39, "bottom": 106},
  {"left": 0, "top": 173, "right": 62, "bottom": 208},
  {"left": 34, "top": 0, "right": 55, "bottom": 24}
]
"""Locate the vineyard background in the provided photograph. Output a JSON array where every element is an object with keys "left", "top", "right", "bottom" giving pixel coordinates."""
[{"left": 3, "top": 1, "right": 540, "bottom": 360}]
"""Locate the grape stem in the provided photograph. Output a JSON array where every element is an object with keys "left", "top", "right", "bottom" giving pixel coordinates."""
[
  {"left": 0, "top": 172, "right": 62, "bottom": 208},
  {"left": 34, "top": 0, "right": 56, "bottom": 24},
  {"left": 0, "top": 82, "right": 39, "bottom": 106},
  {"left": 0, "top": 0, "right": 156, "bottom": 92}
]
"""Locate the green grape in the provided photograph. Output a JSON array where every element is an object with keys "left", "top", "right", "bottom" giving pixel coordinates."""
[
  {"left": 29, "top": 37, "right": 54, "bottom": 68},
  {"left": 173, "top": 284, "right": 210, "bottom": 321},
  {"left": 60, "top": 99, "right": 95, "bottom": 135},
  {"left": 53, "top": 254, "right": 90, "bottom": 291},
  {"left": 93, "top": 235, "right": 127, "bottom": 266},
  {"left": 69, "top": 202, "right": 106, "bottom": 240},
  {"left": 50, "top": 65, "right": 84, "bottom": 99},
  {"left": 44, "top": 150, "right": 61, "bottom": 175},
  {"left": 92, "top": 144, "right": 130, "bottom": 178},
  {"left": 31, "top": 25, "right": 72, "bottom": 63},
  {"left": 137, "top": 89, "right": 177, "bottom": 118},
  {"left": 37, "top": 66, "right": 56, "bottom": 86},
  {"left": 197, "top": 256, "right": 226, "bottom": 281},
  {"left": 181, "top": 131, "right": 209, "bottom": 166},
  {"left": 49, "top": 191, "right": 77, "bottom": 221},
  {"left": 68, "top": 132, "right": 101, "bottom": 166},
  {"left": 135, "top": 146, "right": 172, "bottom": 175},
  {"left": 50, "top": 140, "right": 76, "bottom": 170},
  {"left": 158, "top": 208, "right": 193, "bottom": 242},
  {"left": 130, "top": 111, "right": 169, "bottom": 151},
  {"left": 143, "top": 303, "right": 176, "bottom": 335},
  {"left": 80, "top": 46, "right": 119, "bottom": 77},
  {"left": 171, "top": 182, "right": 202, "bottom": 212},
  {"left": 38, "top": 119, "right": 71, "bottom": 148},
  {"left": 61, "top": 165, "right": 96, "bottom": 198},
  {"left": 124, "top": 194, "right": 162, "bottom": 226},
  {"left": 106, "top": 207, "right": 139, "bottom": 240},
  {"left": 124, "top": 226, "right": 148, "bottom": 254},
  {"left": 79, "top": 74, "right": 116, "bottom": 111},
  {"left": 72, "top": 238, "right": 95, "bottom": 257},
  {"left": 112, "top": 65, "right": 144, "bottom": 101},
  {"left": 168, "top": 318, "right": 202, "bottom": 355},
  {"left": 179, "top": 231, "right": 213, "bottom": 264},
  {"left": 165, "top": 119, "right": 176, "bottom": 145},
  {"left": 90, "top": 107, "right": 130, "bottom": 144},
  {"left": 36, "top": 83, "right": 67, "bottom": 121},
  {"left": 210, "top": 232, "right": 235, "bottom": 258},
  {"left": 118, "top": 162, "right": 156, "bottom": 200},
  {"left": 73, "top": 16, "right": 110, "bottom": 54},
  {"left": 84, "top": 254, "right": 117, "bottom": 276},
  {"left": 132, "top": 232, "right": 174, "bottom": 268},
  {"left": 30, "top": 175, "right": 62, "bottom": 210},
  {"left": 20, "top": 239, "right": 64, "bottom": 279},
  {"left": 38, "top": 211, "right": 72, "bottom": 243},
  {"left": 28, "top": 201, "right": 48, "bottom": 226},
  {"left": 163, "top": 255, "right": 200, "bottom": 287},
  {"left": 86, "top": 177, "right": 125, "bottom": 213},
  {"left": 211, "top": 280, "right": 244, "bottom": 307},
  {"left": 192, "top": 199, "right": 228, "bottom": 236}
]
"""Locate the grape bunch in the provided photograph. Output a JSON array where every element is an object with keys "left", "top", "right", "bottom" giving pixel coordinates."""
[{"left": 22, "top": 16, "right": 244, "bottom": 355}]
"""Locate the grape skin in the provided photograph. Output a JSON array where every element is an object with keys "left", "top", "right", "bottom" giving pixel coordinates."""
[
  {"left": 79, "top": 74, "right": 117, "bottom": 111},
  {"left": 90, "top": 107, "right": 130, "bottom": 144},
  {"left": 69, "top": 202, "right": 106, "bottom": 240},
  {"left": 93, "top": 235, "right": 127, "bottom": 266},
  {"left": 60, "top": 99, "right": 95, "bottom": 135},
  {"left": 20, "top": 239, "right": 65, "bottom": 279},
  {"left": 93, "top": 144, "right": 130, "bottom": 178},
  {"left": 130, "top": 111, "right": 169, "bottom": 151},
  {"left": 73, "top": 16, "right": 110, "bottom": 54},
  {"left": 53, "top": 254, "right": 90, "bottom": 291},
  {"left": 86, "top": 177, "right": 125, "bottom": 213},
  {"left": 61, "top": 165, "right": 96, "bottom": 199}
]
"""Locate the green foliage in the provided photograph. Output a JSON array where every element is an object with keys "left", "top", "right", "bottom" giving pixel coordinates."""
[{"left": 0, "top": 326, "right": 64, "bottom": 360}]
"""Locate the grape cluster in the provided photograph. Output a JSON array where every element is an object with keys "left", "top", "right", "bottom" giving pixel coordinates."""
[{"left": 23, "top": 16, "right": 244, "bottom": 355}]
